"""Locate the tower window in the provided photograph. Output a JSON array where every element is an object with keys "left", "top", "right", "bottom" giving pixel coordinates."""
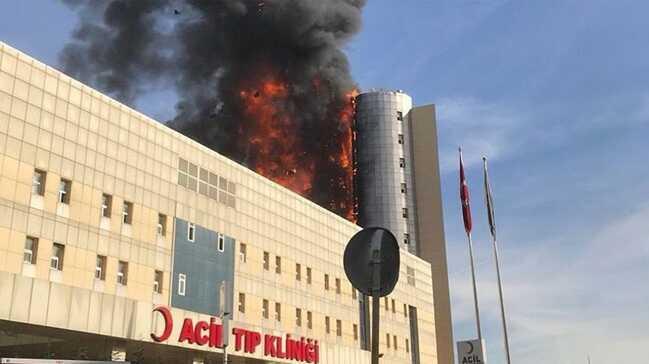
[
  {"left": 122, "top": 201, "right": 133, "bottom": 224},
  {"left": 398, "top": 134, "right": 404, "bottom": 144},
  {"left": 217, "top": 233, "right": 225, "bottom": 252},
  {"left": 404, "top": 233, "right": 410, "bottom": 245},
  {"left": 401, "top": 183, "right": 407, "bottom": 194},
  {"left": 187, "top": 223, "right": 195, "bottom": 242},
  {"left": 24, "top": 236, "right": 38, "bottom": 264},
  {"left": 32, "top": 169, "right": 46, "bottom": 196},
  {"left": 117, "top": 261, "right": 129, "bottom": 286},
  {"left": 50, "top": 243, "right": 65, "bottom": 271},
  {"left": 101, "top": 194, "right": 112, "bottom": 218},
  {"left": 58, "top": 179, "right": 71, "bottom": 204},
  {"left": 396, "top": 111, "right": 403, "bottom": 121},
  {"left": 399, "top": 158, "right": 405, "bottom": 168},
  {"left": 157, "top": 214, "right": 167, "bottom": 236},
  {"left": 402, "top": 208, "right": 408, "bottom": 218},
  {"left": 95, "top": 255, "right": 107, "bottom": 280}
]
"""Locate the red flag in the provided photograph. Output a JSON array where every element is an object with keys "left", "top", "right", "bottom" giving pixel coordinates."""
[{"left": 459, "top": 148, "right": 472, "bottom": 234}]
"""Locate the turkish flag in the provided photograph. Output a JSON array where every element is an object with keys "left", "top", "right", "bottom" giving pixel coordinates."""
[{"left": 459, "top": 148, "right": 472, "bottom": 234}]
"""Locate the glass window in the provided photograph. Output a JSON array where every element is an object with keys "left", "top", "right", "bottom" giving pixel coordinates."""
[
  {"left": 217, "top": 233, "right": 225, "bottom": 252},
  {"left": 396, "top": 111, "right": 403, "bottom": 121},
  {"left": 275, "top": 256, "right": 281, "bottom": 274},
  {"left": 335, "top": 278, "right": 341, "bottom": 294},
  {"left": 296, "top": 308, "right": 302, "bottom": 327},
  {"left": 178, "top": 273, "right": 186, "bottom": 296},
  {"left": 401, "top": 183, "right": 407, "bottom": 194},
  {"left": 386, "top": 333, "right": 391, "bottom": 348},
  {"left": 384, "top": 297, "right": 389, "bottom": 311},
  {"left": 50, "top": 243, "right": 65, "bottom": 270},
  {"left": 238, "top": 293, "right": 246, "bottom": 314},
  {"left": 398, "top": 134, "right": 404, "bottom": 144},
  {"left": 404, "top": 233, "right": 410, "bottom": 245},
  {"left": 392, "top": 299, "right": 396, "bottom": 313},
  {"left": 406, "top": 338, "right": 410, "bottom": 353},
  {"left": 296, "top": 263, "right": 301, "bottom": 281},
  {"left": 325, "top": 316, "right": 330, "bottom": 334},
  {"left": 324, "top": 274, "right": 329, "bottom": 290},
  {"left": 352, "top": 288, "right": 357, "bottom": 300},
  {"left": 306, "top": 267, "right": 312, "bottom": 284},
  {"left": 154, "top": 270, "right": 163, "bottom": 294},
  {"left": 274, "top": 302, "right": 281, "bottom": 322},
  {"left": 307, "top": 311, "right": 313, "bottom": 329},
  {"left": 95, "top": 255, "right": 107, "bottom": 280},
  {"left": 117, "top": 261, "right": 128, "bottom": 285},
  {"left": 353, "top": 324, "right": 358, "bottom": 341},
  {"left": 101, "top": 194, "right": 112, "bottom": 218},
  {"left": 157, "top": 214, "right": 167, "bottom": 236},
  {"left": 188, "top": 162, "right": 198, "bottom": 177},
  {"left": 32, "top": 169, "right": 46, "bottom": 196},
  {"left": 262, "top": 299, "right": 269, "bottom": 319},
  {"left": 23, "top": 236, "right": 38, "bottom": 264},
  {"left": 399, "top": 158, "right": 405, "bottom": 168},
  {"left": 122, "top": 201, "right": 133, "bottom": 224},
  {"left": 187, "top": 223, "right": 195, "bottom": 242},
  {"left": 263, "top": 251, "right": 269, "bottom": 270},
  {"left": 393, "top": 335, "right": 398, "bottom": 350},
  {"left": 336, "top": 320, "right": 342, "bottom": 337},
  {"left": 402, "top": 208, "right": 408, "bottom": 218},
  {"left": 239, "top": 243, "right": 247, "bottom": 263},
  {"left": 404, "top": 303, "right": 408, "bottom": 317},
  {"left": 178, "top": 158, "right": 188, "bottom": 173},
  {"left": 58, "top": 179, "right": 71, "bottom": 204},
  {"left": 407, "top": 266, "right": 416, "bottom": 286}
]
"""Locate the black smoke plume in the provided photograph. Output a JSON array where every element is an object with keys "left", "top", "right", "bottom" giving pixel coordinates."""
[{"left": 60, "top": 0, "right": 366, "bottom": 219}]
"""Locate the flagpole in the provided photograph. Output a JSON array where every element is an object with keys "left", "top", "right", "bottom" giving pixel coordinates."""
[
  {"left": 467, "top": 231, "right": 482, "bottom": 340},
  {"left": 483, "top": 156, "right": 512, "bottom": 364},
  {"left": 459, "top": 147, "right": 482, "bottom": 340}
]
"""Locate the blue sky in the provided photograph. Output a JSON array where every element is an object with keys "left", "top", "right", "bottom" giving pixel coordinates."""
[{"left": 2, "top": 1, "right": 649, "bottom": 363}]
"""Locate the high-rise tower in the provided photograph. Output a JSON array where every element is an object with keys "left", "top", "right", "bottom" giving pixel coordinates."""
[{"left": 355, "top": 90, "right": 455, "bottom": 364}]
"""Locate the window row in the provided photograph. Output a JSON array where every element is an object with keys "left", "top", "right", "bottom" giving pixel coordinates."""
[
  {"left": 32, "top": 169, "right": 170, "bottom": 237},
  {"left": 386, "top": 333, "right": 410, "bottom": 353},
  {"left": 177, "top": 158, "right": 236, "bottom": 208},
  {"left": 23, "top": 236, "right": 164, "bottom": 293},
  {"left": 185, "top": 222, "right": 226, "bottom": 252},
  {"left": 383, "top": 296, "right": 410, "bottom": 319}
]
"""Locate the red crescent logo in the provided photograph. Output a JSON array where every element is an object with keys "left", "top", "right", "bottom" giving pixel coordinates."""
[{"left": 151, "top": 306, "right": 173, "bottom": 342}]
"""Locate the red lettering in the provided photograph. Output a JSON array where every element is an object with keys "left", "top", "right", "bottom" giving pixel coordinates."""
[
  {"left": 150, "top": 306, "right": 173, "bottom": 343},
  {"left": 194, "top": 321, "right": 209, "bottom": 346},
  {"left": 178, "top": 318, "right": 195, "bottom": 344},
  {"left": 209, "top": 318, "right": 223, "bottom": 348},
  {"left": 265, "top": 334, "right": 275, "bottom": 356},
  {"left": 277, "top": 336, "right": 286, "bottom": 359},
  {"left": 250, "top": 331, "right": 262, "bottom": 353},
  {"left": 233, "top": 328, "right": 245, "bottom": 351}
]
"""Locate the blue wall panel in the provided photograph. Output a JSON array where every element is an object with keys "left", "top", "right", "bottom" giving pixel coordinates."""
[{"left": 171, "top": 218, "right": 235, "bottom": 316}]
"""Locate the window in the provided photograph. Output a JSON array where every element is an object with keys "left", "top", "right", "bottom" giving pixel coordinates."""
[
  {"left": 23, "top": 236, "right": 38, "bottom": 264},
  {"left": 396, "top": 111, "right": 403, "bottom": 121},
  {"left": 404, "top": 233, "right": 410, "bottom": 245},
  {"left": 403, "top": 303, "right": 408, "bottom": 318},
  {"left": 217, "top": 233, "right": 225, "bottom": 252},
  {"left": 402, "top": 208, "right": 408, "bottom": 218},
  {"left": 58, "top": 179, "right": 71, "bottom": 204},
  {"left": 239, "top": 243, "right": 247, "bottom": 263},
  {"left": 101, "top": 194, "right": 112, "bottom": 218},
  {"left": 391, "top": 299, "right": 396, "bottom": 313},
  {"left": 386, "top": 333, "right": 391, "bottom": 348},
  {"left": 154, "top": 270, "right": 163, "bottom": 294},
  {"left": 385, "top": 297, "right": 389, "bottom": 311},
  {"left": 122, "top": 201, "right": 133, "bottom": 224},
  {"left": 336, "top": 320, "right": 342, "bottom": 337},
  {"left": 335, "top": 278, "right": 341, "bottom": 294},
  {"left": 325, "top": 316, "right": 330, "bottom": 334},
  {"left": 399, "top": 158, "right": 405, "bottom": 168},
  {"left": 262, "top": 299, "right": 269, "bottom": 319},
  {"left": 296, "top": 263, "right": 301, "bottom": 281},
  {"left": 406, "top": 338, "right": 410, "bottom": 353},
  {"left": 401, "top": 183, "right": 407, "bottom": 194},
  {"left": 95, "top": 255, "right": 107, "bottom": 280},
  {"left": 393, "top": 335, "right": 398, "bottom": 350},
  {"left": 352, "top": 288, "right": 357, "bottom": 300},
  {"left": 407, "top": 266, "right": 416, "bottom": 286},
  {"left": 50, "top": 243, "right": 65, "bottom": 270},
  {"left": 32, "top": 169, "right": 46, "bottom": 196},
  {"left": 307, "top": 311, "right": 313, "bottom": 329},
  {"left": 353, "top": 324, "right": 358, "bottom": 341},
  {"left": 187, "top": 223, "right": 195, "bottom": 242},
  {"left": 275, "top": 256, "right": 282, "bottom": 274},
  {"left": 275, "top": 302, "right": 281, "bottom": 322},
  {"left": 238, "top": 293, "right": 246, "bottom": 314},
  {"left": 157, "top": 214, "right": 167, "bottom": 236},
  {"left": 117, "top": 261, "right": 129, "bottom": 285},
  {"left": 398, "top": 134, "right": 404, "bottom": 144},
  {"left": 263, "top": 252, "right": 270, "bottom": 270},
  {"left": 324, "top": 274, "right": 329, "bottom": 290},
  {"left": 306, "top": 267, "right": 312, "bottom": 284},
  {"left": 296, "top": 308, "right": 302, "bottom": 327}
]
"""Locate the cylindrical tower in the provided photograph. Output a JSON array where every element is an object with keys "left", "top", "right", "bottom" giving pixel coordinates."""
[{"left": 354, "top": 90, "right": 419, "bottom": 254}]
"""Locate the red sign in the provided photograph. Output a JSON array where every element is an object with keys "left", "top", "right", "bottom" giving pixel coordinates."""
[{"left": 151, "top": 306, "right": 319, "bottom": 363}]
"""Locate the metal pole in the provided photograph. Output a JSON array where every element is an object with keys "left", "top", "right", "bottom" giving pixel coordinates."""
[
  {"left": 467, "top": 232, "right": 482, "bottom": 340},
  {"left": 223, "top": 344, "right": 228, "bottom": 364},
  {"left": 492, "top": 235, "right": 511, "bottom": 364},
  {"left": 371, "top": 294, "right": 380, "bottom": 364}
]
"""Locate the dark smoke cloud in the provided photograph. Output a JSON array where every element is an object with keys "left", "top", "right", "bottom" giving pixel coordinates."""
[{"left": 60, "top": 0, "right": 366, "bottom": 218}]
